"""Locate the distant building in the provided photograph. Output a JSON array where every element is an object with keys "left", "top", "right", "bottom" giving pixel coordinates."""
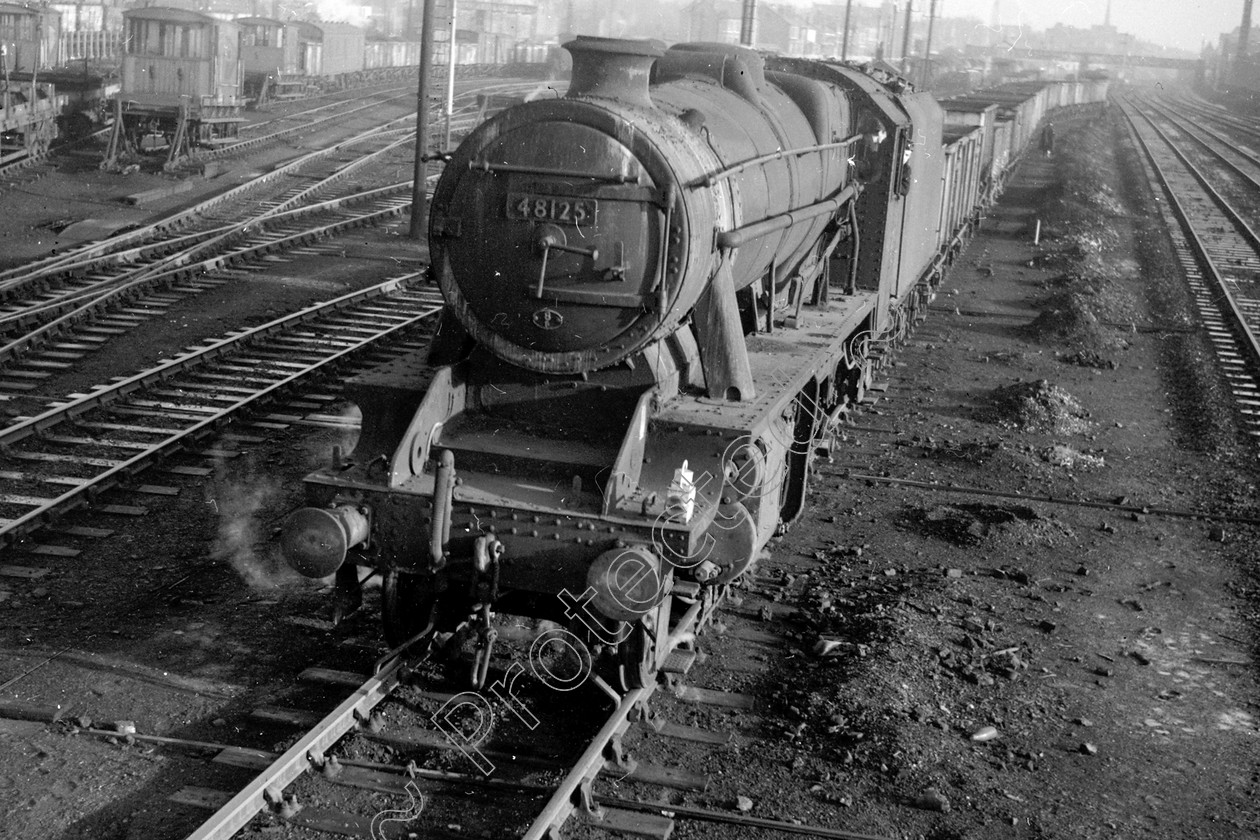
[
  {"left": 673, "top": 1, "right": 989, "bottom": 66},
  {"left": 49, "top": 0, "right": 121, "bottom": 30},
  {"left": 804, "top": 1, "right": 896, "bottom": 59},
  {"left": 1215, "top": 25, "right": 1260, "bottom": 63},
  {"left": 1037, "top": 22, "right": 1122, "bottom": 54},
  {"left": 682, "top": 0, "right": 791, "bottom": 52},
  {"left": 538, "top": 0, "right": 683, "bottom": 42}
]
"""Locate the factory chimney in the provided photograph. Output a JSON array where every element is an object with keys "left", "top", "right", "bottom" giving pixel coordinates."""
[{"left": 1241, "top": 0, "right": 1255, "bottom": 61}]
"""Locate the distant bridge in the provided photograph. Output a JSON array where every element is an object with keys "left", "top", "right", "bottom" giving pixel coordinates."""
[{"left": 966, "top": 45, "right": 1201, "bottom": 71}]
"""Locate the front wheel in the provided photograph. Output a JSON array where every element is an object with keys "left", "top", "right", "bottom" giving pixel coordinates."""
[
  {"left": 616, "top": 618, "right": 657, "bottom": 691},
  {"left": 380, "top": 569, "right": 439, "bottom": 648}
]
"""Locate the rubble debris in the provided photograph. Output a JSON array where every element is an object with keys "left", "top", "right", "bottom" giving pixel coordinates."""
[
  {"left": 1064, "top": 348, "right": 1119, "bottom": 369},
  {"left": 970, "top": 725, "right": 1000, "bottom": 742},
  {"left": 1025, "top": 291, "right": 1105, "bottom": 346},
  {"left": 919, "top": 438, "right": 1002, "bottom": 465},
  {"left": 910, "top": 503, "right": 1039, "bottom": 547},
  {"left": 1040, "top": 444, "right": 1105, "bottom": 469},
  {"left": 912, "top": 788, "right": 952, "bottom": 812},
  {"left": 987, "top": 380, "right": 1091, "bottom": 434},
  {"left": 814, "top": 638, "right": 844, "bottom": 657}
]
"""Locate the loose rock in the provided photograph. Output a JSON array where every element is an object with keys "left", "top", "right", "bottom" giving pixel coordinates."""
[{"left": 913, "top": 788, "right": 951, "bottom": 812}]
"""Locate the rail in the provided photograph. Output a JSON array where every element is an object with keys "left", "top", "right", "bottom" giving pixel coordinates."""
[
  {"left": 1118, "top": 96, "right": 1260, "bottom": 372},
  {"left": 0, "top": 190, "right": 416, "bottom": 368},
  {"left": 0, "top": 277, "right": 442, "bottom": 543},
  {"left": 2, "top": 78, "right": 541, "bottom": 290},
  {"left": 184, "top": 658, "right": 408, "bottom": 840}
]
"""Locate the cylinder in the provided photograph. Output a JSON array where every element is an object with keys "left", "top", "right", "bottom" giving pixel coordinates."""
[
  {"left": 280, "top": 505, "right": 369, "bottom": 577},
  {"left": 585, "top": 545, "right": 665, "bottom": 621}
]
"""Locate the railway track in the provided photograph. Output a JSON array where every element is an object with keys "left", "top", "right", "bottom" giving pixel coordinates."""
[
  {"left": 0, "top": 101, "right": 490, "bottom": 398},
  {"left": 0, "top": 284, "right": 896, "bottom": 838},
  {"left": 1137, "top": 94, "right": 1260, "bottom": 226},
  {"left": 1118, "top": 95, "right": 1260, "bottom": 441},
  {"left": 0, "top": 80, "right": 415, "bottom": 182},
  {"left": 0, "top": 77, "right": 541, "bottom": 290},
  {"left": 142, "top": 76, "right": 546, "bottom": 175},
  {"left": 175, "top": 594, "right": 704, "bottom": 840},
  {"left": 238, "top": 77, "right": 536, "bottom": 140},
  {"left": 0, "top": 276, "right": 441, "bottom": 546},
  {"left": 1161, "top": 89, "right": 1260, "bottom": 148},
  {"left": 0, "top": 122, "right": 110, "bottom": 184},
  {"left": 237, "top": 85, "right": 414, "bottom": 137},
  {"left": 3, "top": 115, "right": 423, "bottom": 290},
  {"left": 61, "top": 568, "right": 889, "bottom": 840},
  {"left": 0, "top": 78, "right": 542, "bottom": 340},
  {"left": 0, "top": 183, "right": 419, "bottom": 409},
  {"left": 171, "top": 88, "right": 419, "bottom": 173}
]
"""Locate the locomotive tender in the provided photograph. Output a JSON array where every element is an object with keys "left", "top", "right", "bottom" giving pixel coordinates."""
[{"left": 280, "top": 37, "right": 1104, "bottom": 689}]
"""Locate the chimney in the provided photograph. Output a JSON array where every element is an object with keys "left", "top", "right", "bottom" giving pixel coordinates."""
[
  {"left": 1241, "top": 0, "right": 1254, "bottom": 61},
  {"left": 564, "top": 36, "right": 662, "bottom": 108}
]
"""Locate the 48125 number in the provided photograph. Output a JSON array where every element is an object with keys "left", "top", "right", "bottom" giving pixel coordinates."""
[{"left": 506, "top": 193, "right": 598, "bottom": 226}]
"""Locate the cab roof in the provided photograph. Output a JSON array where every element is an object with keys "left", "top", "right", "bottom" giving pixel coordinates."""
[
  {"left": 0, "top": 2, "right": 58, "bottom": 16},
  {"left": 123, "top": 6, "right": 219, "bottom": 25}
]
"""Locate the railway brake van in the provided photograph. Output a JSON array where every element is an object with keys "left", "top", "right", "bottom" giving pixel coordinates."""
[
  {"left": 102, "top": 7, "right": 243, "bottom": 170},
  {"left": 237, "top": 17, "right": 327, "bottom": 102},
  {"left": 0, "top": 2, "right": 61, "bottom": 71}
]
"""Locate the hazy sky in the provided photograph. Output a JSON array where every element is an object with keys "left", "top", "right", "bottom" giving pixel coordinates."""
[{"left": 777, "top": 0, "right": 1245, "bottom": 52}]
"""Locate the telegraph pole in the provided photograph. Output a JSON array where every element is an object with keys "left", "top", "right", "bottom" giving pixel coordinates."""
[
  {"left": 740, "top": 0, "right": 756, "bottom": 47},
  {"left": 900, "top": 0, "right": 913, "bottom": 72},
  {"left": 409, "top": 0, "right": 437, "bottom": 240},
  {"left": 1240, "top": 0, "right": 1254, "bottom": 63},
  {"left": 841, "top": 0, "right": 853, "bottom": 60},
  {"left": 922, "top": 0, "right": 937, "bottom": 88},
  {"left": 444, "top": 0, "right": 458, "bottom": 150}
]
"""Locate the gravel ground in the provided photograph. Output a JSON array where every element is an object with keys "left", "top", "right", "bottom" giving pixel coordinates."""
[{"left": 671, "top": 107, "right": 1260, "bottom": 839}]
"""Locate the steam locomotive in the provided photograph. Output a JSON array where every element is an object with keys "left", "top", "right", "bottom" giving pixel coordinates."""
[{"left": 278, "top": 37, "right": 1105, "bottom": 689}]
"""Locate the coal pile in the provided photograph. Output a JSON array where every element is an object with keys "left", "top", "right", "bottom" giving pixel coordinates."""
[
  {"left": 986, "top": 379, "right": 1091, "bottom": 434},
  {"left": 908, "top": 502, "right": 1040, "bottom": 547}
]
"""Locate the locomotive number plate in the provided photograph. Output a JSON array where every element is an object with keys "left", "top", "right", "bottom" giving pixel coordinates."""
[{"left": 507, "top": 193, "right": 597, "bottom": 226}]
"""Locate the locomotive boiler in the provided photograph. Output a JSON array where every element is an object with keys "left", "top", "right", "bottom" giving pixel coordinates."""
[{"left": 280, "top": 37, "right": 946, "bottom": 689}]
